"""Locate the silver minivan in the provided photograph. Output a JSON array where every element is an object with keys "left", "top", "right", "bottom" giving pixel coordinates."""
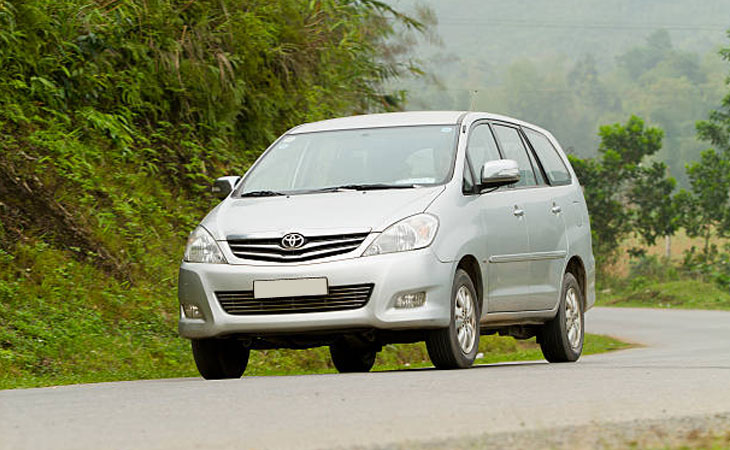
[{"left": 178, "top": 111, "right": 595, "bottom": 379}]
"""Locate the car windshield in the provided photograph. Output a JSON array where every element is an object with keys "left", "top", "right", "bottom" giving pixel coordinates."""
[{"left": 238, "top": 125, "right": 458, "bottom": 196}]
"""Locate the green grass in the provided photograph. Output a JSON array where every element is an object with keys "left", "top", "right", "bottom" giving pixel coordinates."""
[
  {"left": 2, "top": 333, "right": 628, "bottom": 389},
  {"left": 598, "top": 278, "right": 730, "bottom": 310},
  {"left": 0, "top": 242, "right": 195, "bottom": 390}
]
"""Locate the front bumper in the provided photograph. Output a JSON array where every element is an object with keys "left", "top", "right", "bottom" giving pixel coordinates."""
[{"left": 178, "top": 249, "right": 455, "bottom": 339}]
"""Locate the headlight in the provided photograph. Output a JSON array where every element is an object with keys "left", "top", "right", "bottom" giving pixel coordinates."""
[
  {"left": 363, "top": 214, "right": 439, "bottom": 256},
  {"left": 184, "top": 226, "right": 227, "bottom": 264}
]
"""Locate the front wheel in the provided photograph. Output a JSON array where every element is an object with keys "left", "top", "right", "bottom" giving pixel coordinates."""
[
  {"left": 538, "top": 272, "right": 584, "bottom": 362},
  {"left": 191, "top": 338, "right": 249, "bottom": 379},
  {"left": 426, "top": 269, "right": 480, "bottom": 369}
]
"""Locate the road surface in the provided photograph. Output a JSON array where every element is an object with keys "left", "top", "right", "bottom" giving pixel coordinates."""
[{"left": 2, "top": 307, "right": 730, "bottom": 449}]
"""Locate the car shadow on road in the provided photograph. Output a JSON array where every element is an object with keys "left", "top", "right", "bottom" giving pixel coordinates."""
[{"left": 375, "top": 360, "right": 548, "bottom": 374}]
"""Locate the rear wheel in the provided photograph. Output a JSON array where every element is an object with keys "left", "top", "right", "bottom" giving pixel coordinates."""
[
  {"left": 191, "top": 338, "right": 249, "bottom": 379},
  {"left": 329, "top": 341, "right": 377, "bottom": 373},
  {"left": 538, "top": 272, "right": 584, "bottom": 362},
  {"left": 426, "top": 269, "right": 480, "bottom": 369}
]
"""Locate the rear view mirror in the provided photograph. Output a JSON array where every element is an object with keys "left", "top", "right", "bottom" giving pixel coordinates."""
[
  {"left": 212, "top": 176, "right": 241, "bottom": 199},
  {"left": 480, "top": 159, "right": 520, "bottom": 188}
]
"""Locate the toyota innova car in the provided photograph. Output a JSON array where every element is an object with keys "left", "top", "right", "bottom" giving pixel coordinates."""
[{"left": 178, "top": 111, "right": 595, "bottom": 379}]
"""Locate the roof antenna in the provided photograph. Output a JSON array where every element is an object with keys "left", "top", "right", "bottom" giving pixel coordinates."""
[{"left": 469, "top": 89, "right": 479, "bottom": 111}]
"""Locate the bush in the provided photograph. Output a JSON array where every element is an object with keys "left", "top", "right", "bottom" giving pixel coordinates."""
[{"left": 682, "top": 243, "right": 730, "bottom": 289}]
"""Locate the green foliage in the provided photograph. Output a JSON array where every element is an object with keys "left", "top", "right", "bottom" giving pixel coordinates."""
[
  {"left": 628, "top": 161, "right": 678, "bottom": 246},
  {"left": 676, "top": 150, "right": 730, "bottom": 255},
  {"left": 696, "top": 35, "right": 730, "bottom": 155},
  {"left": 577, "top": 32, "right": 730, "bottom": 291},
  {"left": 569, "top": 116, "right": 676, "bottom": 265},
  {"left": 598, "top": 115, "right": 663, "bottom": 166},
  {"left": 0, "top": 0, "right": 429, "bottom": 387},
  {"left": 1, "top": 0, "right": 422, "bottom": 172},
  {"left": 675, "top": 33, "right": 730, "bottom": 262}
]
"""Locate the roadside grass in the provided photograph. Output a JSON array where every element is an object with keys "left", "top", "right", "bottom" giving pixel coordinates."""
[
  {"left": 599, "top": 279, "right": 730, "bottom": 310},
  {"left": 406, "top": 416, "right": 730, "bottom": 449},
  {"left": 0, "top": 329, "right": 629, "bottom": 389},
  {"left": 595, "top": 230, "right": 730, "bottom": 311},
  {"left": 664, "top": 430, "right": 730, "bottom": 450}
]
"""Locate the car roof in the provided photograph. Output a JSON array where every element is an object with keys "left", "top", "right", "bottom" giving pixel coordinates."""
[
  {"left": 289, "top": 111, "right": 466, "bottom": 134},
  {"left": 288, "top": 111, "right": 547, "bottom": 135}
]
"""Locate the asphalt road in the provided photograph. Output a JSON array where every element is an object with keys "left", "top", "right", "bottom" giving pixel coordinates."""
[{"left": 2, "top": 307, "right": 730, "bottom": 450}]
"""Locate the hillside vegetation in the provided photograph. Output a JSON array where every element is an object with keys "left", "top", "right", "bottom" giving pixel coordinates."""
[
  {"left": 0, "top": 0, "right": 424, "bottom": 388},
  {"left": 1, "top": 0, "right": 722, "bottom": 389}
]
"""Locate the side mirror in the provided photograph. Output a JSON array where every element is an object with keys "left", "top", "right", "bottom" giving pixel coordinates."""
[
  {"left": 212, "top": 176, "right": 241, "bottom": 199},
  {"left": 480, "top": 159, "right": 520, "bottom": 188}
]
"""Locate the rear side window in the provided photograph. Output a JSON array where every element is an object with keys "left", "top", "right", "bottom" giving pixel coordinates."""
[
  {"left": 492, "top": 125, "right": 537, "bottom": 187},
  {"left": 524, "top": 128, "right": 572, "bottom": 186}
]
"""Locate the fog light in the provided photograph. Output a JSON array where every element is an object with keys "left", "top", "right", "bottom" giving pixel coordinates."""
[
  {"left": 182, "top": 304, "right": 204, "bottom": 319},
  {"left": 395, "top": 292, "right": 426, "bottom": 309}
]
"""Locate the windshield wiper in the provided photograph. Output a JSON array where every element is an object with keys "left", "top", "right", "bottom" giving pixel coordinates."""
[
  {"left": 323, "top": 183, "right": 417, "bottom": 192},
  {"left": 239, "top": 190, "right": 286, "bottom": 197},
  {"left": 241, "top": 184, "right": 417, "bottom": 196}
]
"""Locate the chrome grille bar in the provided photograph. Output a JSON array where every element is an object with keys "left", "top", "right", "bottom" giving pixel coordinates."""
[{"left": 228, "top": 232, "right": 369, "bottom": 263}]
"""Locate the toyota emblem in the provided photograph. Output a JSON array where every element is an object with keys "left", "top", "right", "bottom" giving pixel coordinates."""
[{"left": 281, "top": 233, "right": 306, "bottom": 250}]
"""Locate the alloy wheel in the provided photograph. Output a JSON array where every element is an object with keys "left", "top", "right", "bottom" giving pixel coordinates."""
[{"left": 454, "top": 285, "right": 477, "bottom": 354}]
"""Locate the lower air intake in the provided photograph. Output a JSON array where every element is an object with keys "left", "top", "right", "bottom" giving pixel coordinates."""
[{"left": 216, "top": 284, "right": 374, "bottom": 315}]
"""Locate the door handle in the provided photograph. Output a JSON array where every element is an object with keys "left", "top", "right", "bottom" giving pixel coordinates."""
[
  {"left": 551, "top": 205, "right": 562, "bottom": 214},
  {"left": 513, "top": 207, "right": 525, "bottom": 217}
]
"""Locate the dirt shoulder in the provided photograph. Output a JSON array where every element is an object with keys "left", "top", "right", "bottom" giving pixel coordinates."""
[{"left": 388, "top": 413, "right": 730, "bottom": 450}]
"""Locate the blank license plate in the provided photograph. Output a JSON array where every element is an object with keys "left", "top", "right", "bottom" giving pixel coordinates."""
[{"left": 253, "top": 278, "right": 328, "bottom": 299}]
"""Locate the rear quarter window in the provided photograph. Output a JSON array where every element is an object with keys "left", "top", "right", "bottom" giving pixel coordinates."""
[{"left": 524, "top": 128, "right": 572, "bottom": 186}]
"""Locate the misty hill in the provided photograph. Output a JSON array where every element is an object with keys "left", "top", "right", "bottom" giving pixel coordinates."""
[
  {"left": 400, "top": 0, "right": 729, "bottom": 67},
  {"left": 394, "top": 0, "right": 730, "bottom": 186}
]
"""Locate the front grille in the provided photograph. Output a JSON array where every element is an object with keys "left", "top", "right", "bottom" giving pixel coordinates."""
[
  {"left": 216, "top": 284, "right": 374, "bottom": 315},
  {"left": 228, "top": 232, "right": 369, "bottom": 263}
]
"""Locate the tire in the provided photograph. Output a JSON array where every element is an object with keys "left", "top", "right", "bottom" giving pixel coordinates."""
[
  {"left": 538, "top": 272, "right": 584, "bottom": 363},
  {"left": 426, "top": 269, "right": 480, "bottom": 369},
  {"left": 191, "top": 338, "right": 249, "bottom": 380},
  {"left": 329, "top": 341, "right": 377, "bottom": 373}
]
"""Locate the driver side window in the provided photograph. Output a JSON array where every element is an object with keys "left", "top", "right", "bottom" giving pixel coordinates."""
[{"left": 466, "top": 124, "right": 502, "bottom": 179}]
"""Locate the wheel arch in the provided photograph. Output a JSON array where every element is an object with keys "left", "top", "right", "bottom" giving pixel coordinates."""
[
  {"left": 565, "top": 255, "right": 587, "bottom": 310},
  {"left": 456, "top": 255, "right": 483, "bottom": 314}
]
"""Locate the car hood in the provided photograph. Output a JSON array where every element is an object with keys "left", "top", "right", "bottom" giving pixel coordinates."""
[{"left": 202, "top": 186, "right": 445, "bottom": 240}]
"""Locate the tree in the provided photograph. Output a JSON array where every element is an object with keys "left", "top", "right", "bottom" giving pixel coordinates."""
[
  {"left": 629, "top": 161, "right": 679, "bottom": 248},
  {"left": 676, "top": 150, "right": 730, "bottom": 256},
  {"left": 681, "top": 34, "right": 730, "bottom": 258},
  {"left": 695, "top": 39, "right": 730, "bottom": 156},
  {"left": 570, "top": 116, "right": 676, "bottom": 265},
  {"left": 617, "top": 30, "right": 673, "bottom": 79}
]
